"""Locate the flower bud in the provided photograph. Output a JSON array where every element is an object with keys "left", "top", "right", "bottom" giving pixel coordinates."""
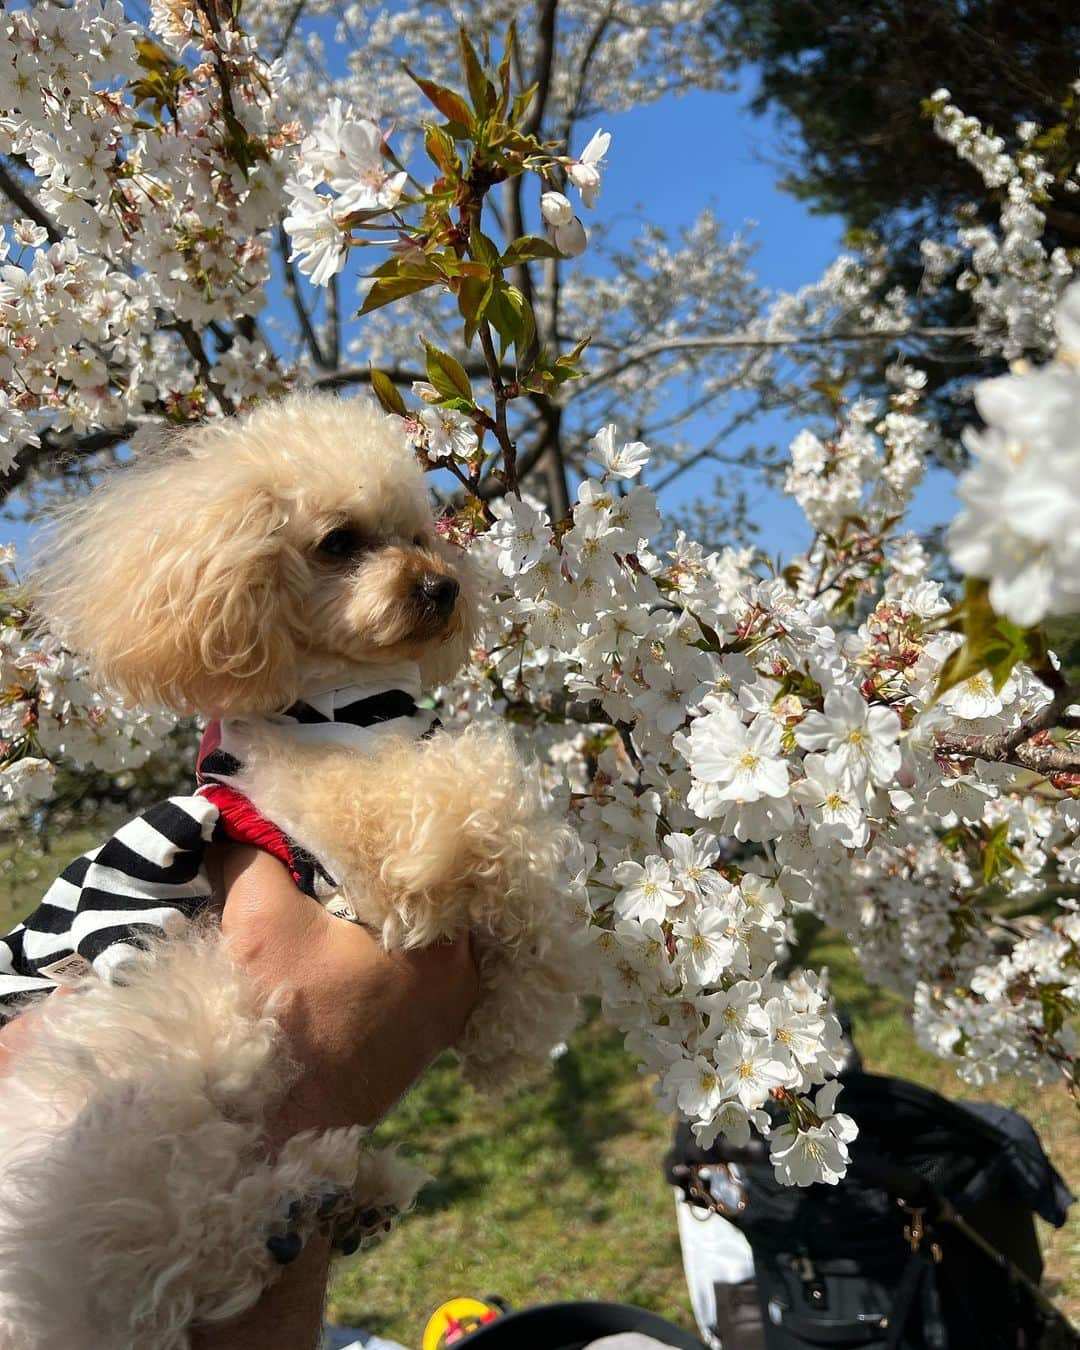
[
  {"left": 554, "top": 217, "right": 588, "bottom": 258},
  {"left": 567, "top": 162, "right": 601, "bottom": 195},
  {"left": 540, "top": 191, "right": 574, "bottom": 227}
]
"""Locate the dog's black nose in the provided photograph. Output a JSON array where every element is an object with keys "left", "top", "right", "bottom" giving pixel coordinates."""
[{"left": 417, "top": 575, "right": 459, "bottom": 612}]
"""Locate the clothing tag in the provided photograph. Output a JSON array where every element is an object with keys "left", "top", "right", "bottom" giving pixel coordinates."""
[
  {"left": 324, "top": 895, "right": 360, "bottom": 923},
  {"left": 37, "top": 952, "right": 95, "bottom": 983}
]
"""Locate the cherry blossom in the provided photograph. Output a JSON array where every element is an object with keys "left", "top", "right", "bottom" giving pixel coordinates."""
[{"left": 566, "top": 129, "right": 611, "bottom": 208}]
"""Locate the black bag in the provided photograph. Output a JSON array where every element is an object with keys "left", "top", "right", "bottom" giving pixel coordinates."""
[{"left": 666, "top": 1072, "right": 1077, "bottom": 1350}]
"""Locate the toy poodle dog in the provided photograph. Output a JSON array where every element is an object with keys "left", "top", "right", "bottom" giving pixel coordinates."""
[{"left": 0, "top": 393, "right": 581, "bottom": 1349}]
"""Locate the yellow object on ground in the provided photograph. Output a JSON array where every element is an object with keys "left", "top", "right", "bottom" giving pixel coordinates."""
[{"left": 422, "top": 1297, "right": 503, "bottom": 1350}]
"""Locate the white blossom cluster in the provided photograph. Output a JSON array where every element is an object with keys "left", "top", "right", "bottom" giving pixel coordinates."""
[
  {"left": 283, "top": 102, "right": 612, "bottom": 285},
  {"left": 785, "top": 365, "right": 935, "bottom": 537},
  {"left": 0, "top": 551, "right": 173, "bottom": 824},
  {"left": 435, "top": 391, "right": 1080, "bottom": 1177},
  {"left": 926, "top": 89, "right": 1073, "bottom": 360},
  {"left": 459, "top": 433, "right": 875, "bottom": 1182},
  {"left": 283, "top": 100, "right": 407, "bottom": 287},
  {"left": 0, "top": 0, "right": 291, "bottom": 464},
  {"left": 948, "top": 282, "right": 1080, "bottom": 625}
]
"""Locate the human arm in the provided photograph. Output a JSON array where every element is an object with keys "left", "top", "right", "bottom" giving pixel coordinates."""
[{"left": 189, "top": 841, "right": 479, "bottom": 1350}]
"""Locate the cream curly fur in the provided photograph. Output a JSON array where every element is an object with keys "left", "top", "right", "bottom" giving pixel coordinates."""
[
  {"left": 4, "top": 391, "right": 581, "bottom": 1345},
  {"left": 234, "top": 719, "right": 583, "bottom": 1088},
  {"left": 0, "top": 927, "right": 426, "bottom": 1350}
]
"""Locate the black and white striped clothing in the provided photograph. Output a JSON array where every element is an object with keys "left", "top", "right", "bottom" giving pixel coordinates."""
[{"left": 0, "top": 671, "right": 438, "bottom": 1015}]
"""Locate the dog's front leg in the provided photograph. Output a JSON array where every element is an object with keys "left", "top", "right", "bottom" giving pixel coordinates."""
[{"left": 237, "top": 723, "right": 570, "bottom": 950}]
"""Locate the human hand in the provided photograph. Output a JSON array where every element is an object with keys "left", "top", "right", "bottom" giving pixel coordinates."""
[{"left": 211, "top": 842, "right": 480, "bottom": 1143}]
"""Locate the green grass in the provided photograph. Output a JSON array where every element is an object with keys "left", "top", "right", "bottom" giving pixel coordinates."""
[
  {"left": 3, "top": 835, "right": 1076, "bottom": 1342},
  {"left": 335, "top": 932, "right": 1080, "bottom": 1345},
  {"left": 1, "top": 829, "right": 102, "bottom": 926}
]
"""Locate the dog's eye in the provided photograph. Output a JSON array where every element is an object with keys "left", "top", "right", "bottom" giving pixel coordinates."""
[
  {"left": 413, "top": 534, "right": 426, "bottom": 547},
  {"left": 317, "top": 527, "right": 367, "bottom": 559}
]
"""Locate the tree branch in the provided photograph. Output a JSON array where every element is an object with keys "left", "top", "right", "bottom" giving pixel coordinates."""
[
  {"left": 0, "top": 422, "right": 140, "bottom": 506},
  {"left": 277, "top": 222, "right": 330, "bottom": 369},
  {"left": 559, "top": 0, "right": 618, "bottom": 150},
  {"left": 523, "top": 0, "right": 558, "bottom": 139},
  {"left": 0, "top": 158, "right": 63, "bottom": 244},
  {"left": 325, "top": 272, "right": 341, "bottom": 370},
  {"left": 935, "top": 684, "right": 1080, "bottom": 776},
  {"left": 312, "top": 365, "right": 447, "bottom": 391},
  {"left": 582, "top": 327, "right": 978, "bottom": 392},
  {"left": 273, "top": 0, "right": 307, "bottom": 59},
  {"left": 169, "top": 321, "right": 236, "bottom": 415}
]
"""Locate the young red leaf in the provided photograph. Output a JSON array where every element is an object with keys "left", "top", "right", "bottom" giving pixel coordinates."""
[{"left": 402, "top": 64, "right": 474, "bottom": 129}]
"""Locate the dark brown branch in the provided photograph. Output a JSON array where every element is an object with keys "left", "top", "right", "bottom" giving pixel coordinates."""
[
  {"left": 477, "top": 317, "right": 517, "bottom": 493},
  {"left": 273, "top": 0, "right": 307, "bottom": 59},
  {"left": 277, "top": 221, "right": 330, "bottom": 369},
  {"left": 935, "top": 684, "right": 1080, "bottom": 776},
  {"left": 169, "top": 321, "right": 236, "bottom": 415},
  {"left": 0, "top": 158, "right": 63, "bottom": 244},
  {"left": 523, "top": 0, "right": 558, "bottom": 138},
  {"left": 535, "top": 401, "right": 569, "bottom": 520},
  {"left": 500, "top": 0, "right": 554, "bottom": 312},
  {"left": 194, "top": 1, "right": 240, "bottom": 130},
  {"left": 507, "top": 688, "right": 608, "bottom": 726},
  {"left": 474, "top": 425, "right": 551, "bottom": 500},
  {"left": 312, "top": 365, "right": 436, "bottom": 391},
  {"left": 326, "top": 272, "right": 341, "bottom": 370},
  {"left": 650, "top": 403, "right": 769, "bottom": 494},
  {"left": 582, "top": 327, "right": 979, "bottom": 391},
  {"left": 0, "top": 422, "right": 139, "bottom": 505},
  {"left": 503, "top": 178, "right": 535, "bottom": 309},
  {"left": 559, "top": 0, "right": 618, "bottom": 149}
]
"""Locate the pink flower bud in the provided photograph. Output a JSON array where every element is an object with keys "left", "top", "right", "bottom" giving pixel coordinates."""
[{"left": 567, "top": 161, "right": 601, "bottom": 200}]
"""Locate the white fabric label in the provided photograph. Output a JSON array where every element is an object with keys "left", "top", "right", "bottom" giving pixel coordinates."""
[
  {"left": 324, "top": 895, "right": 359, "bottom": 923},
  {"left": 37, "top": 952, "right": 95, "bottom": 982}
]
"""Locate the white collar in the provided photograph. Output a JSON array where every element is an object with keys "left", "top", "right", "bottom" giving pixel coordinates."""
[{"left": 211, "top": 664, "right": 436, "bottom": 760}]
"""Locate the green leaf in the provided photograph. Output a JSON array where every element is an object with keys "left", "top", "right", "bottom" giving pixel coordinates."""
[
  {"left": 810, "top": 378, "right": 845, "bottom": 407},
  {"left": 469, "top": 226, "right": 500, "bottom": 269},
  {"left": 457, "top": 276, "right": 492, "bottom": 346},
  {"left": 402, "top": 65, "right": 474, "bottom": 128},
  {"left": 357, "top": 274, "right": 440, "bottom": 317},
  {"left": 423, "top": 340, "right": 473, "bottom": 402},
  {"left": 1038, "top": 983, "right": 1076, "bottom": 1037},
  {"left": 485, "top": 281, "right": 533, "bottom": 361},
  {"left": 496, "top": 22, "right": 515, "bottom": 119},
  {"left": 459, "top": 26, "right": 495, "bottom": 119},
  {"left": 501, "top": 235, "right": 563, "bottom": 265},
  {"left": 511, "top": 84, "right": 537, "bottom": 126},
  {"left": 939, "top": 824, "right": 971, "bottom": 852},
  {"left": 932, "top": 578, "right": 1044, "bottom": 705},
  {"left": 425, "top": 125, "right": 460, "bottom": 179},
  {"left": 554, "top": 334, "right": 591, "bottom": 369},
  {"left": 369, "top": 369, "right": 407, "bottom": 417},
  {"left": 982, "top": 820, "right": 1024, "bottom": 884}
]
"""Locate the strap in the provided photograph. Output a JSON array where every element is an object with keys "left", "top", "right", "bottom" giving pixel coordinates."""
[{"left": 884, "top": 1247, "right": 943, "bottom": 1350}]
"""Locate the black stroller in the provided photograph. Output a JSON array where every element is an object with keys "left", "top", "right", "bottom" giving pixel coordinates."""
[{"left": 667, "top": 1071, "right": 1078, "bottom": 1349}]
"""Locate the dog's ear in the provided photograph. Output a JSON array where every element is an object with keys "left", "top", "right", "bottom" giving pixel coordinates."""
[{"left": 30, "top": 435, "right": 302, "bottom": 715}]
